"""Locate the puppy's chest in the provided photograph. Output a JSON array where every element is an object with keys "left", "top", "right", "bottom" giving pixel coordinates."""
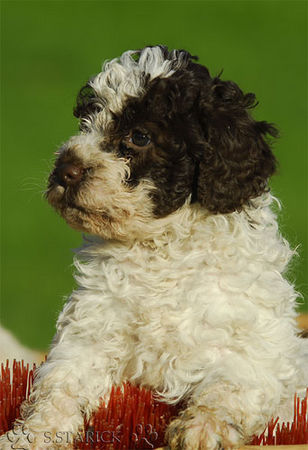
[
  {"left": 77, "top": 246, "right": 209, "bottom": 337},
  {"left": 103, "top": 251, "right": 200, "bottom": 315}
]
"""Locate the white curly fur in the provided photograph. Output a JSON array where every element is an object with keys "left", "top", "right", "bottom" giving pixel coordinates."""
[{"left": 1, "top": 46, "right": 307, "bottom": 449}]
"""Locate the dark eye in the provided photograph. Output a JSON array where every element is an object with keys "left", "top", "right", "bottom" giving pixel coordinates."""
[{"left": 130, "top": 130, "right": 151, "bottom": 147}]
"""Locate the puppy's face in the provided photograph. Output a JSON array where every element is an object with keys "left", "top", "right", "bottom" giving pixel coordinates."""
[{"left": 46, "top": 46, "right": 277, "bottom": 240}]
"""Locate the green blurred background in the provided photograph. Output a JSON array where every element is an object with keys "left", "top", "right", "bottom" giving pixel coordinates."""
[{"left": 1, "top": 1, "right": 307, "bottom": 351}]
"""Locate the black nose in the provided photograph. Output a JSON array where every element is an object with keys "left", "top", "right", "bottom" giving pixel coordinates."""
[{"left": 56, "top": 163, "right": 84, "bottom": 187}]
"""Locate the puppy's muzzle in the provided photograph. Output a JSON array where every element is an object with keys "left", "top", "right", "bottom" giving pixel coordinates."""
[{"left": 55, "top": 163, "right": 84, "bottom": 188}]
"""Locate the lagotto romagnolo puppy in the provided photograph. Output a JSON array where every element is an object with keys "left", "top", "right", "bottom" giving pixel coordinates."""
[{"left": 2, "top": 46, "right": 307, "bottom": 449}]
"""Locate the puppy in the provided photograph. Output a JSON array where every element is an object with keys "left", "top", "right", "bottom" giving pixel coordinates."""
[{"left": 1, "top": 46, "right": 307, "bottom": 449}]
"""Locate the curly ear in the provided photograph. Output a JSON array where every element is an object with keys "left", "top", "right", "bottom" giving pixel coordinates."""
[
  {"left": 73, "top": 82, "right": 100, "bottom": 119},
  {"left": 196, "top": 79, "right": 278, "bottom": 213}
]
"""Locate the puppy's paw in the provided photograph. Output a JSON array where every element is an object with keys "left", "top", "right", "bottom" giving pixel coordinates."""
[{"left": 166, "top": 405, "right": 244, "bottom": 450}]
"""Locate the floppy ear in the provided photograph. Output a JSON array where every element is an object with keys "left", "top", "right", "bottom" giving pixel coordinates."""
[{"left": 196, "top": 78, "right": 278, "bottom": 213}]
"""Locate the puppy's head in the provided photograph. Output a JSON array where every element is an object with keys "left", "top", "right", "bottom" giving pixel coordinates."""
[{"left": 46, "top": 46, "right": 277, "bottom": 240}]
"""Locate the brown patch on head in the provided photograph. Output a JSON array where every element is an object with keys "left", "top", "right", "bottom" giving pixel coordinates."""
[
  {"left": 108, "top": 89, "right": 197, "bottom": 217},
  {"left": 106, "top": 60, "right": 277, "bottom": 217}
]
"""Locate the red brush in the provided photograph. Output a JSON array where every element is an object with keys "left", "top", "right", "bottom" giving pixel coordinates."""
[{"left": 1, "top": 361, "right": 307, "bottom": 448}]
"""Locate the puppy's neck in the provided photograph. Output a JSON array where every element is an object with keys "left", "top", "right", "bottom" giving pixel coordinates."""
[{"left": 76, "top": 193, "right": 282, "bottom": 261}]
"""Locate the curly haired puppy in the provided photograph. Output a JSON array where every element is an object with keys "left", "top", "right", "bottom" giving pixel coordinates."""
[{"left": 2, "top": 46, "right": 307, "bottom": 449}]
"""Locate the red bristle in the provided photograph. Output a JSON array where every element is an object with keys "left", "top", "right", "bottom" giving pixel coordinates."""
[
  {"left": 0, "top": 360, "right": 35, "bottom": 435},
  {"left": 78, "top": 383, "right": 180, "bottom": 449}
]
